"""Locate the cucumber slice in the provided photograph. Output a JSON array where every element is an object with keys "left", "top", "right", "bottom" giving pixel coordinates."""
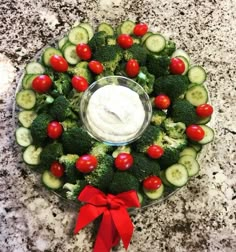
[
  {"left": 188, "top": 66, "right": 207, "bottom": 85},
  {"left": 68, "top": 26, "right": 89, "bottom": 45},
  {"left": 143, "top": 184, "right": 164, "bottom": 200},
  {"left": 116, "top": 25, "right": 121, "bottom": 35},
  {"left": 178, "top": 155, "right": 200, "bottom": 177},
  {"left": 171, "top": 49, "right": 190, "bottom": 63},
  {"left": 196, "top": 116, "right": 211, "bottom": 125},
  {"left": 26, "top": 62, "right": 45, "bottom": 74},
  {"left": 188, "top": 83, "right": 198, "bottom": 89},
  {"left": 141, "top": 32, "right": 153, "bottom": 44},
  {"left": 177, "top": 56, "right": 189, "bottom": 75},
  {"left": 15, "top": 127, "right": 33, "bottom": 147},
  {"left": 180, "top": 147, "right": 197, "bottom": 158},
  {"left": 137, "top": 192, "right": 143, "bottom": 204},
  {"left": 63, "top": 44, "right": 80, "bottom": 65},
  {"left": 23, "top": 145, "right": 42, "bottom": 165},
  {"left": 42, "top": 170, "right": 63, "bottom": 190},
  {"left": 159, "top": 170, "right": 173, "bottom": 187},
  {"left": 120, "top": 20, "right": 135, "bottom": 35},
  {"left": 22, "top": 74, "right": 38, "bottom": 89},
  {"left": 98, "top": 23, "right": 114, "bottom": 36},
  {"left": 165, "top": 164, "right": 188, "bottom": 187},
  {"left": 79, "top": 23, "right": 94, "bottom": 40},
  {"left": 16, "top": 90, "right": 36, "bottom": 110},
  {"left": 185, "top": 84, "right": 208, "bottom": 106},
  {"left": 198, "top": 125, "right": 214, "bottom": 145},
  {"left": 18, "top": 110, "right": 37, "bottom": 128},
  {"left": 42, "top": 47, "right": 62, "bottom": 66},
  {"left": 58, "top": 36, "right": 68, "bottom": 50},
  {"left": 188, "top": 142, "right": 202, "bottom": 152},
  {"left": 145, "top": 34, "right": 166, "bottom": 53}
]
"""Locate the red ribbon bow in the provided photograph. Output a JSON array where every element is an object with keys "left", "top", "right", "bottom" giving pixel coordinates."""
[{"left": 74, "top": 185, "right": 140, "bottom": 252}]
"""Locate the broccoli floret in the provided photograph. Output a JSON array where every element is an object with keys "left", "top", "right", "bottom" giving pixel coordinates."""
[
  {"left": 123, "top": 44, "right": 147, "bottom": 65},
  {"left": 63, "top": 180, "right": 88, "bottom": 200},
  {"left": 160, "top": 40, "right": 176, "bottom": 56},
  {"left": 106, "top": 35, "right": 117, "bottom": 46},
  {"left": 90, "top": 142, "right": 113, "bottom": 158},
  {"left": 68, "top": 89, "right": 84, "bottom": 115},
  {"left": 135, "top": 67, "right": 155, "bottom": 94},
  {"left": 163, "top": 118, "right": 186, "bottom": 139},
  {"left": 129, "top": 152, "right": 160, "bottom": 181},
  {"left": 30, "top": 113, "right": 52, "bottom": 145},
  {"left": 95, "top": 69, "right": 114, "bottom": 81},
  {"left": 34, "top": 93, "right": 54, "bottom": 113},
  {"left": 67, "top": 65, "right": 93, "bottom": 84},
  {"left": 114, "top": 61, "right": 127, "bottom": 76},
  {"left": 109, "top": 171, "right": 139, "bottom": 194},
  {"left": 158, "top": 147, "right": 180, "bottom": 169},
  {"left": 61, "top": 119, "right": 78, "bottom": 131},
  {"left": 61, "top": 127, "right": 95, "bottom": 155},
  {"left": 154, "top": 75, "right": 189, "bottom": 101},
  {"left": 112, "top": 145, "right": 131, "bottom": 158},
  {"left": 85, "top": 154, "right": 114, "bottom": 191},
  {"left": 162, "top": 134, "right": 187, "bottom": 151},
  {"left": 131, "top": 36, "right": 141, "bottom": 45},
  {"left": 170, "top": 99, "right": 198, "bottom": 126},
  {"left": 49, "top": 96, "right": 77, "bottom": 122},
  {"left": 53, "top": 73, "right": 72, "bottom": 96},
  {"left": 40, "top": 142, "right": 64, "bottom": 169},
  {"left": 88, "top": 31, "right": 107, "bottom": 52},
  {"left": 146, "top": 54, "right": 170, "bottom": 77},
  {"left": 93, "top": 45, "right": 123, "bottom": 72},
  {"left": 151, "top": 109, "right": 167, "bottom": 126}
]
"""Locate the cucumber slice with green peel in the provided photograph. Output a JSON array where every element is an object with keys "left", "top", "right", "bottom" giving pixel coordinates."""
[
  {"left": 23, "top": 145, "right": 42, "bottom": 165},
  {"left": 58, "top": 36, "right": 68, "bottom": 50},
  {"left": 177, "top": 56, "right": 189, "bottom": 75},
  {"left": 79, "top": 23, "right": 94, "bottom": 40},
  {"left": 16, "top": 90, "right": 36, "bottom": 110},
  {"left": 137, "top": 192, "right": 143, "bottom": 204},
  {"left": 196, "top": 116, "right": 211, "bottom": 125},
  {"left": 120, "top": 20, "right": 135, "bottom": 34},
  {"left": 18, "top": 110, "right": 37, "bottom": 128},
  {"left": 171, "top": 49, "right": 190, "bottom": 63},
  {"left": 63, "top": 44, "right": 80, "bottom": 65},
  {"left": 68, "top": 26, "right": 89, "bottom": 45},
  {"left": 141, "top": 32, "right": 153, "bottom": 44},
  {"left": 159, "top": 170, "right": 173, "bottom": 187},
  {"left": 42, "top": 47, "right": 62, "bottom": 66},
  {"left": 22, "top": 74, "right": 38, "bottom": 89},
  {"left": 180, "top": 147, "right": 197, "bottom": 158},
  {"left": 143, "top": 184, "right": 164, "bottom": 200},
  {"left": 188, "top": 83, "right": 199, "bottom": 89},
  {"left": 26, "top": 62, "right": 45, "bottom": 74},
  {"left": 42, "top": 170, "right": 63, "bottom": 190},
  {"left": 198, "top": 125, "right": 214, "bottom": 145},
  {"left": 188, "top": 142, "right": 202, "bottom": 152},
  {"left": 165, "top": 164, "right": 188, "bottom": 187},
  {"left": 145, "top": 34, "right": 166, "bottom": 53},
  {"left": 188, "top": 66, "right": 207, "bottom": 85},
  {"left": 185, "top": 84, "right": 208, "bottom": 106},
  {"left": 116, "top": 25, "right": 121, "bottom": 35},
  {"left": 178, "top": 155, "right": 200, "bottom": 177},
  {"left": 98, "top": 23, "right": 114, "bottom": 36},
  {"left": 16, "top": 127, "right": 33, "bottom": 147}
]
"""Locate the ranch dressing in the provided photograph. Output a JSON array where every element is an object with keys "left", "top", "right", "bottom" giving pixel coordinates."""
[{"left": 86, "top": 84, "right": 145, "bottom": 142}]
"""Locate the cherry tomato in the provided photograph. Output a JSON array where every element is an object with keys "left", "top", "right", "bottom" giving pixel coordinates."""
[
  {"left": 32, "top": 75, "right": 52, "bottom": 93},
  {"left": 71, "top": 76, "right": 89, "bottom": 92},
  {"left": 88, "top": 60, "right": 104, "bottom": 74},
  {"left": 143, "top": 175, "right": 162, "bottom": 191},
  {"left": 133, "top": 23, "right": 148, "bottom": 36},
  {"left": 50, "top": 161, "right": 64, "bottom": 178},
  {"left": 115, "top": 153, "right": 133, "bottom": 170},
  {"left": 196, "top": 104, "right": 213, "bottom": 117},
  {"left": 76, "top": 154, "right": 98, "bottom": 173},
  {"left": 147, "top": 145, "right": 164, "bottom": 159},
  {"left": 117, "top": 34, "right": 133, "bottom": 49},
  {"left": 47, "top": 121, "right": 63, "bottom": 139},
  {"left": 125, "top": 59, "right": 140, "bottom": 77},
  {"left": 50, "top": 55, "right": 68, "bottom": 72},
  {"left": 186, "top": 125, "right": 205, "bottom": 141},
  {"left": 154, "top": 94, "right": 171, "bottom": 109},
  {"left": 76, "top": 43, "right": 92, "bottom": 60},
  {"left": 169, "top": 57, "right": 185, "bottom": 75}
]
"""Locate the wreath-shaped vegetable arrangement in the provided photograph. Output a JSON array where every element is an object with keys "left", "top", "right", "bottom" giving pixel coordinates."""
[{"left": 15, "top": 20, "right": 214, "bottom": 251}]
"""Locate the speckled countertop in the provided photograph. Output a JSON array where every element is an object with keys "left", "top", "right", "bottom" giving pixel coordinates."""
[{"left": 0, "top": 0, "right": 236, "bottom": 251}]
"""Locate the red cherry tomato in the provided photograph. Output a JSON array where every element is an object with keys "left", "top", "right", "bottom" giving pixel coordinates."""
[
  {"left": 50, "top": 55, "right": 68, "bottom": 72},
  {"left": 88, "top": 60, "right": 104, "bottom": 74},
  {"left": 117, "top": 34, "right": 133, "bottom": 49},
  {"left": 125, "top": 59, "right": 140, "bottom": 77},
  {"left": 32, "top": 75, "right": 52, "bottom": 93},
  {"left": 169, "top": 57, "right": 185, "bottom": 75},
  {"left": 76, "top": 43, "right": 92, "bottom": 60},
  {"left": 154, "top": 94, "right": 171, "bottom": 109},
  {"left": 147, "top": 145, "right": 164, "bottom": 159},
  {"left": 196, "top": 104, "right": 213, "bottom": 117},
  {"left": 115, "top": 153, "right": 133, "bottom": 170},
  {"left": 143, "top": 175, "right": 162, "bottom": 191},
  {"left": 76, "top": 154, "right": 98, "bottom": 173},
  {"left": 186, "top": 125, "right": 205, "bottom": 141},
  {"left": 47, "top": 121, "right": 63, "bottom": 139},
  {"left": 133, "top": 23, "right": 148, "bottom": 36},
  {"left": 71, "top": 76, "right": 89, "bottom": 92},
  {"left": 50, "top": 161, "right": 64, "bottom": 178}
]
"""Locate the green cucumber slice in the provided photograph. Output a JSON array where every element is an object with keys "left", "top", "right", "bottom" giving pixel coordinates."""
[
  {"left": 15, "top": 127, "right": 33, "bottom": 147},
  {"left": 23, "top": 145, "right": 42, "bottom": 165},
  {"left": 179, "top": 147, "right": 197, "bottom": 158},
  {"left": 196, "top": 116, "right": 211, "bottom": 125},
  {"left": 198, "top": 125, "right": 214, "bottom": 145},
  {"left": 120, "top": 20, "right": 135, "bottom": 34},
  {"left": 178, "top": 155, "right": 200, "bottom": 177},
  {"left": 177, "top": 56, "right": 189, "bottom": 75},
  {"left": 171, "top": 49, "right": 190, "bottom": 63},
  {"left": 58, "top": 36, "right": 68, "bottom": 50},
  {"left": 143, "top": 184, "right": 164, "bottom": 200},
  {"left": 165, "top": 164, "right": 188, "bottom": 187},
  {"left": 98, "top": 23, "right": 114, "bottom": 36},
  {"left": 18, "top": 110, "right": 37, "bottom": 128},
  {"left": 68, "top": 26, "right": 89, "bottom": 45},
  {"left": 22, "top": 74, "right": 38, "bottom": 89},
  {"left": 185, "top": 84, "right": 208, "bottom": 106},
  {"left": 63, "top": 44, "right": 80, "bottom": 65},
  {"left": 188, "top": 65, "right": 207, "bottom": 85},
  {"left": 159, "top": 170, "right": 173, "bottom": 187},
  {"left": 188, "top": 142, "right": 202, "bottom": 152},
  {"left": 141, "top": 32, "right": 153, "bottom": 44},
  {"left": 16, "top": 90, "right": 36, "bottom": 110},
  {"left": 145, "top": 34, "right": 166, "bottom": 53},
  {"left": 79, "top": 23, "right": 94, "bottom": 40},
  {"left": 42, "top": 47, "right": 62, "bottom": 66},
  {"left": 26, "top": 62, "right": 45, "bottom": 74},
  {"left": 42, "top": 170, "right": 63, "bottom": 190}
]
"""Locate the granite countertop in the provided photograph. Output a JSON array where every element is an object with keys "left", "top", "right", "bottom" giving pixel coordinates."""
[{"left": 0, "top": 0, "right": 236, "bottom": 251}]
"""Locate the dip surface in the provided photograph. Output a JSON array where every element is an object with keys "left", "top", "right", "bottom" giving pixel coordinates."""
[{"left": 86, "top": 84, "right": 145, "bottom": 142}]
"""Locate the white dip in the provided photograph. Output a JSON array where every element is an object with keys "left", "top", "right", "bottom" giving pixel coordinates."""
[{"left": 86, "top": 84, "right": 145, "bottom": 142}]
